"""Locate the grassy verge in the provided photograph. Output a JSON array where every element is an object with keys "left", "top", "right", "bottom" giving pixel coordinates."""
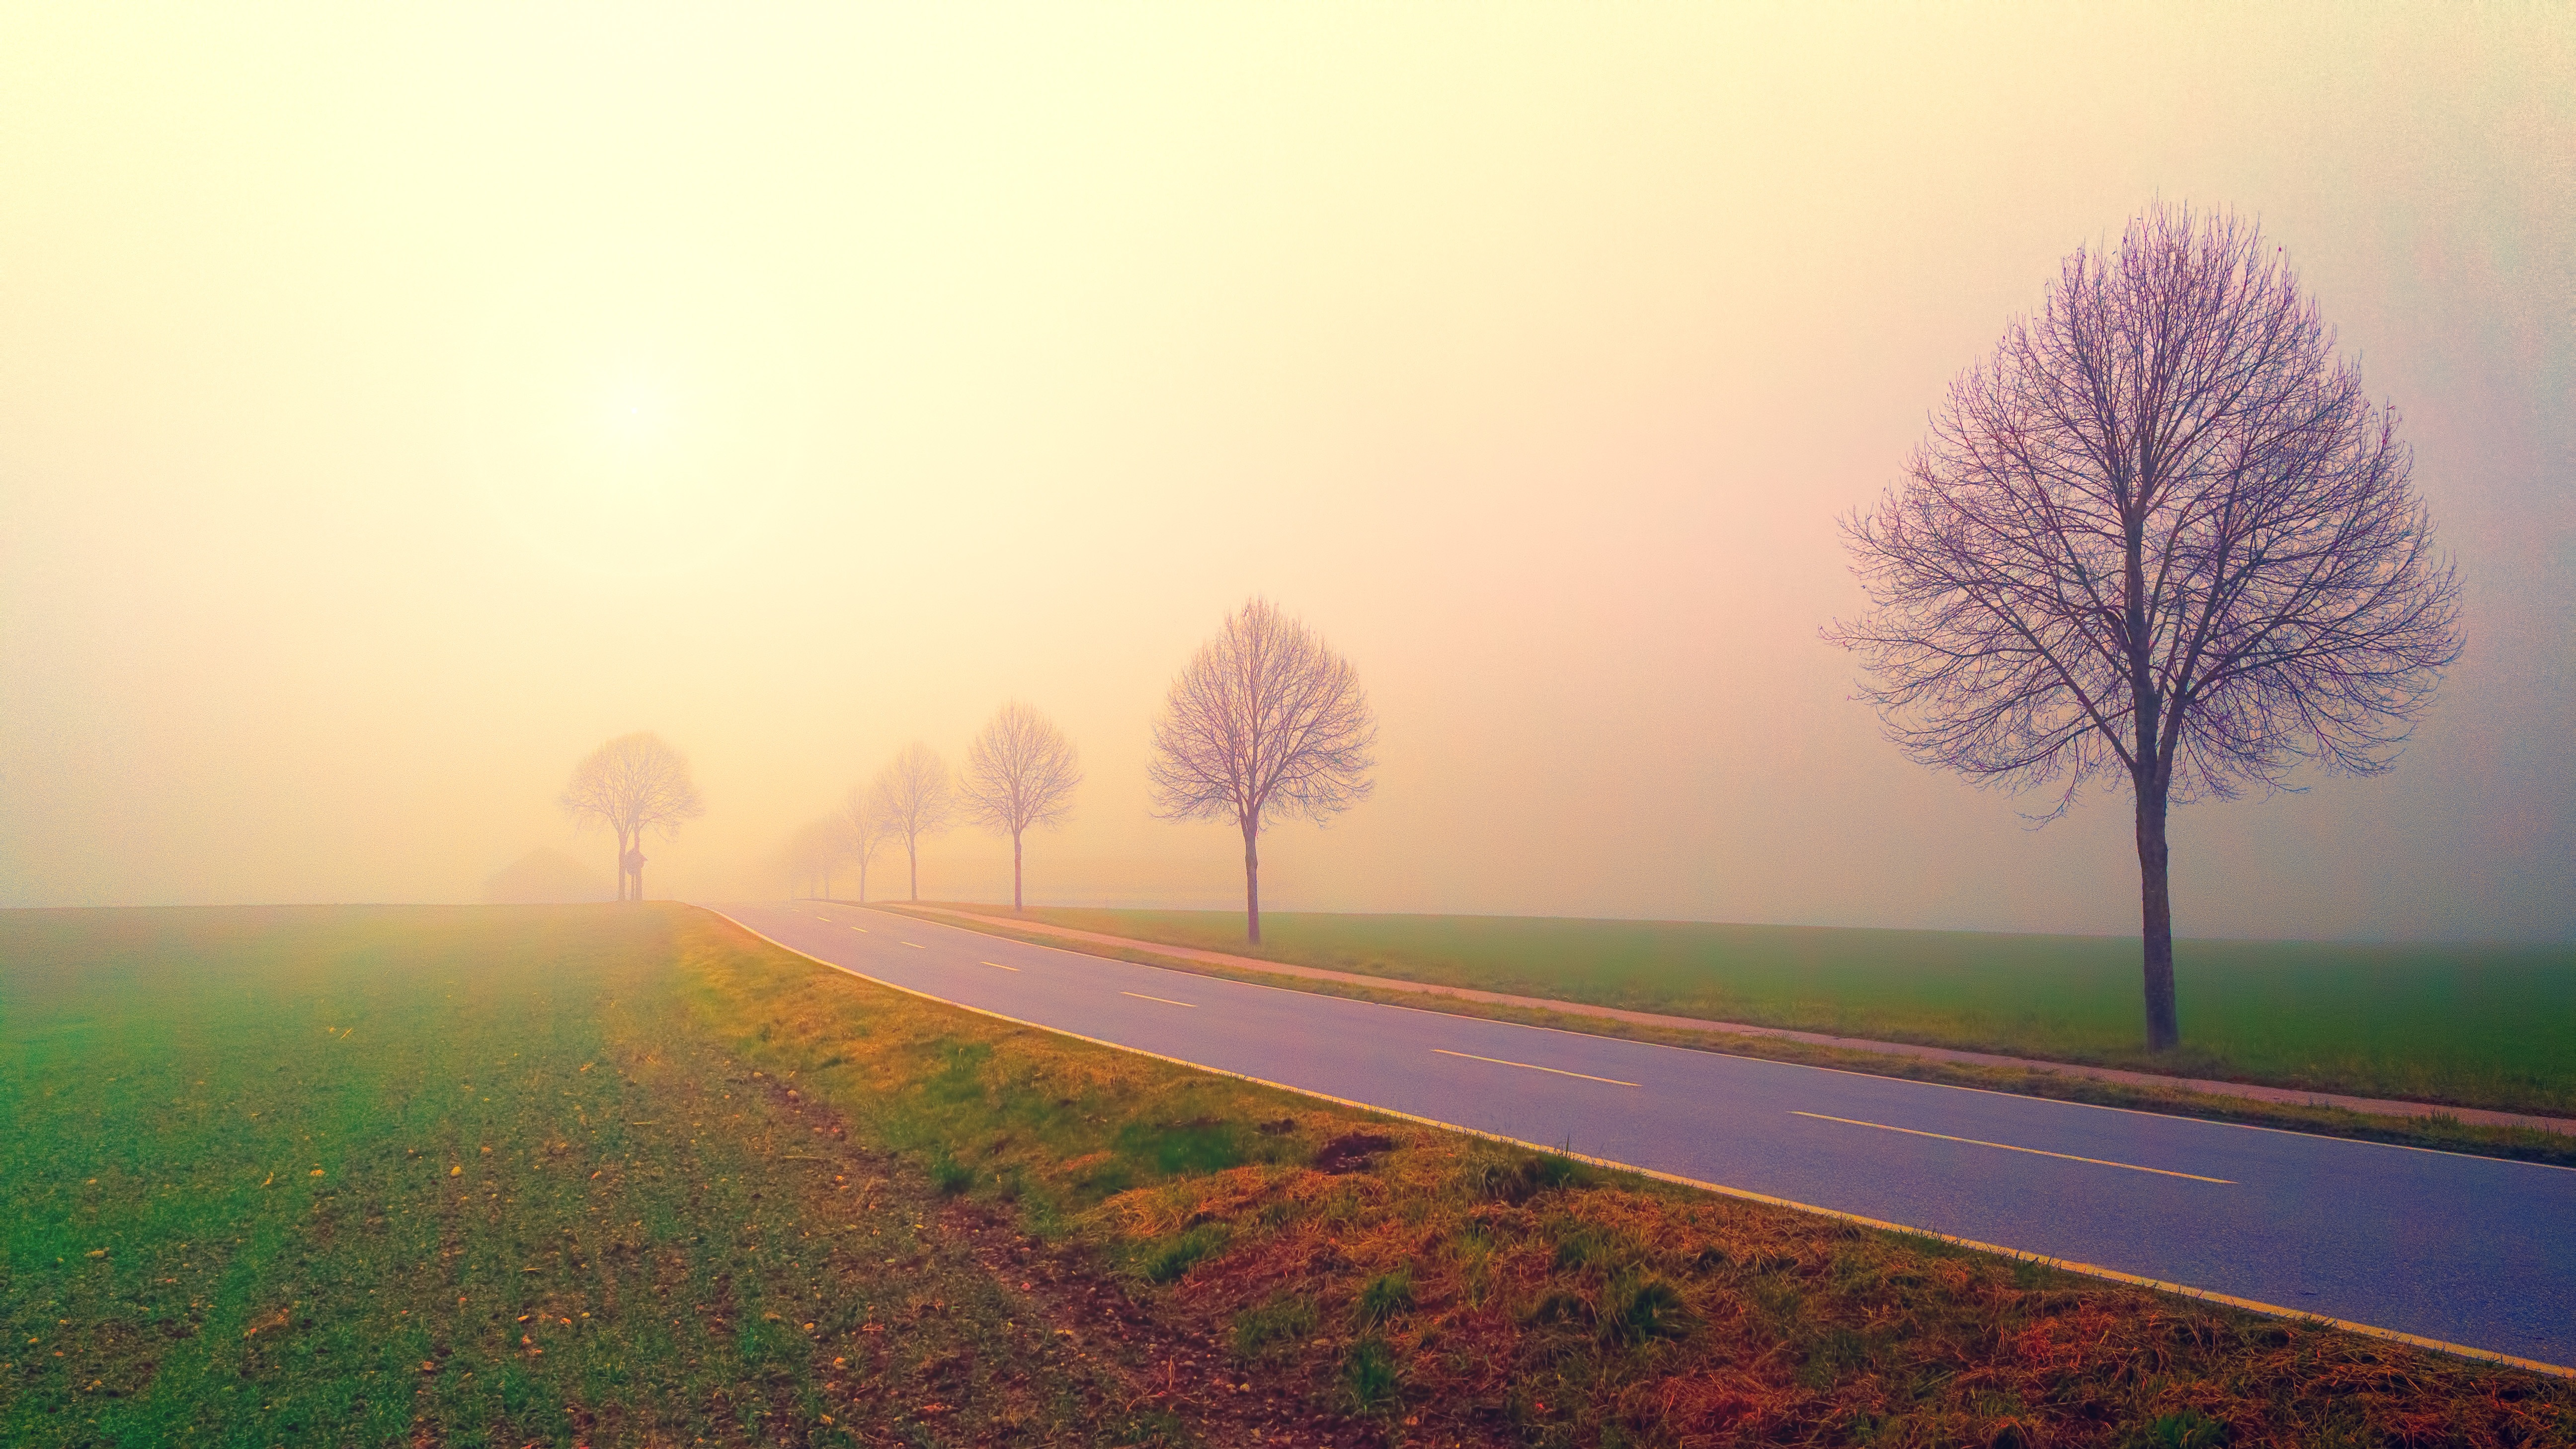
[
  {"left": 907, "top": 907, "right": 2576, "bottom": 1118},
  {"left": 696, "top": 907, "right": 2576, "bottom": 1446},
  {"left": 870, "top": 905, "right": 2576, "bottom": 1168}
]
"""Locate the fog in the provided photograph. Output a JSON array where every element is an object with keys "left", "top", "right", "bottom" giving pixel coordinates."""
[{"left": 3, "top": 6, "right": 2569, "bottom": 941}]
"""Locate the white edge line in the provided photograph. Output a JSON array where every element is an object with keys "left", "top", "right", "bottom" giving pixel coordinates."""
[
  {"left": 867, "top": 906, "right": 2576, "bottom": 1171},
  {"left": 703, "top": 904, "right": 2571, "bottom": 1381},
  {"left": 1432, "top": 1046, "right": 1639, "bottom": 1088}
]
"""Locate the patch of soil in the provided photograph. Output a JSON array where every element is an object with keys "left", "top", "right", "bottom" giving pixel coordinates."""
[{"left": 1311, "top": 1133, "right": 1397, "bottom": 1175}]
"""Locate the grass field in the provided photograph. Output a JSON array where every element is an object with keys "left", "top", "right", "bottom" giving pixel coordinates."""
[
  {"left": 980, "top": 909, "right": 2576, "bottom": 1116},
  {"left": 0, "top": 906, "right": 1252, "bottom": 1448},
  {"left": 6, "top": 904, "right": 2570, "bottom": 1448}
]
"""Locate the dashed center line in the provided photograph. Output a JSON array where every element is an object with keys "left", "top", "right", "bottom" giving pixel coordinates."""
[
  {"left": 851, "top": 926, "right": 867, "bottom": 932},
  {"left": 901, "top": 942, "right": 924, "bottom": 949},
  {"left": 1789, "top": 1112, "right": 2236, "bottom": 1183},
  {"left": 1120, "top": 991, "right": 1196, "bottom": 1008},
  {"left": 1430, "top": 1047, "right": 1639, "bottom": 1087},
  {"left": 980, "top": 961, "right": 1021, "bottom": 972}
]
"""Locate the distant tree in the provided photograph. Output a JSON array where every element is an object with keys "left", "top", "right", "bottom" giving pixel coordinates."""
[
  {"left": 1826, "top": 203, "right": 2462, "bottom": 1052},
  {"left": 839, "top": 783, "right": 892, "bottom": 904},
  {"left": 872, "top": 742, "right": 955, "bottom": 902},
  {"left": 559, "top": 731, "right": 706, "bottom": 902},
  {"left": 783, "top": 818, "right": 849, "bottom": 899},
  {"left": 960, "top": 702, "right": 1084, "bottom": 912},
  {"left": 1148, "top": 598, "right": 1376, "bottom": 944}
]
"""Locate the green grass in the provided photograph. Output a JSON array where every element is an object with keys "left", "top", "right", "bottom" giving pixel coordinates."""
[
  {"left": 989, "top": 907, "right": 2576, "bottom": 1115},
  {"left": 0, "top": 905, "right": 1192, "bottom": 1447},
  {"left": 8, "top": 904, "right": 2568, "bottom": 1448}
]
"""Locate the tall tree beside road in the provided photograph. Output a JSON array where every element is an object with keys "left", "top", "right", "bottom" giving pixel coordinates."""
[
  {"left": 961, "top": 701, "right": 1084, "bottom": 912},
  {"left": 1827, "top": 204, "right": 2462, "bottom": 1052},
  {"left": 873, "top": 742, "right": 956, "bottom": 903},
  {"left": 1148, "top": 598, "right": 1377, "bottom": 945},
  {"left": 559, "top": 731, "right": 706, "bottom": 902},
  {"left": 839, "top": 783, "right": 891, "bottom": 904}
]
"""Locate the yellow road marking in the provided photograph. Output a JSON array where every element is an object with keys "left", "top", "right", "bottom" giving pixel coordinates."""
[
  {"left": 1431, "top": 1047, "right": 1639, "bottom": 1088},
  {"left": 1790, "top": 1112, "right": 2235, "bottom": 1183},
  {"left": 1121, "top": 991, "right": 1196, "bottom": 1008},
  {"left": 980, "top": 961, "right": 1021, "bottom": 972},
  {"left": 707, "top": 907, "right": 2570, "bottom": 1381}
]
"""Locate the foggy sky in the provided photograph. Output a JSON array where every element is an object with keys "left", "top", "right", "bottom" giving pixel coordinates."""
[{"left": 3, "top": 5, "right": 2570, "bottom": 941}]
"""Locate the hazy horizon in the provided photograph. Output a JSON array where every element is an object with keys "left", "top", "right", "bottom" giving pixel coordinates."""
[{"left": 4, "top": 6, "right": 2570, "bottom": 943}]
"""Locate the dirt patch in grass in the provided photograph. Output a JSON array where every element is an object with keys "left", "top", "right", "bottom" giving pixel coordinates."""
[{"left": 681, "top": 907, "right": 2576, "bottom": 1448}]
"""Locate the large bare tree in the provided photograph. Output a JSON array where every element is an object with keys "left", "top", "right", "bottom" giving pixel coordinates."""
[
  {"left": 1148, "top": 598, "right": 1376, "bottom": 944},
  {"left": 872, "top": 742, "right": 955, "bottom": 902},
  {"left": 961, "top": 701, "right": 1083, "bottom": 912},
  {"left": 1826, "top": 204, "right": 2462, "bottom": 1052},
  {"left": 839, "top": 783, "right": 891, "bottom": 904},
  {"left": 559, "top": 731, "right": 707, "bottom": 902}
]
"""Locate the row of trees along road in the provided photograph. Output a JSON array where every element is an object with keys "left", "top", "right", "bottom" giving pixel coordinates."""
[
  {"left": 778, "top": 599, "right": 1377, "bottom": 943},
  {"left": 561, "top": 208, "right": 2452, "bottom": 1058},
  {"left": 788, "top": 704, "right": 1086, "bottom": 910}
]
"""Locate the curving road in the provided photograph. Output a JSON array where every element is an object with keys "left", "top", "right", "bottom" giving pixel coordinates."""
[{"left": 713, "top": 901, "right": 2576, "bottom": 1373}]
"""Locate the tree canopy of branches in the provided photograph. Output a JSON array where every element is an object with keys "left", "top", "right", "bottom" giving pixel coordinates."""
[
  {"left": 961, "top": 701, "right": 1083, "bottom": 913},
  {"left": 1827, "top": 204, "right": 2462, "bottom": 1052},
  {"left": 872, "top": 742, "right": 955, "bottom": 903},
  {"left": 1147, "top": 598, "right": 1376, "bottom": 944},
  {"left": 839, "top": 783, "right": 891, "bottom": 904},
  {"left": 558, "top": 731, "right": 706, "bottom": 902}
]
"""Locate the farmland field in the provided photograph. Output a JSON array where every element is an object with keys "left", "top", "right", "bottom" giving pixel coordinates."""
[
  {"left": 6, "top": 904, "right": 2569, "bottom": 1449},
  {"left": 986, "top": 908, "right": 2576, "bottom": 1115},
  {"left": 0, "top": 906, "right": 1254, "bottom": 1448}
]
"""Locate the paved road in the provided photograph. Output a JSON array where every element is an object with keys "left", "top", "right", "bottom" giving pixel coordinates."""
[{"left": 716, "top": 901, "right": 2576, "bottom": 1371}]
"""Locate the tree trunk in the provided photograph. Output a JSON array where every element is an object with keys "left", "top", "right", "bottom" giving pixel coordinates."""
[
  {"left": 858, "top": 856, "right": 868, "bottom": 905},
  {"left": 908, "top": 836, "right": 919, "bottom": 902},
  {"left": 615, "top": 828, "right": 630, "bottom": 902},
  {"left": 2135, "top": 773, "right": 2179, "bottom": 1052},
  {"left": 1241, "top": 819, "right": 1262, "bottom": 945},
  {"left": 1012, "top": 829, "right": 1024, "bottom": 912}
]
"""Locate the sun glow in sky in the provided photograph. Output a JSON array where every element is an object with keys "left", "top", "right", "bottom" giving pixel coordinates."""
[{"left": 1, "top": 5, "right": 2569, "bottom": 939}]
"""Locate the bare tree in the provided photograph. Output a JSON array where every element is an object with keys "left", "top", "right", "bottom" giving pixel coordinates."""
[
  {"left": 961, "top": 701, "right": 1083, "bottom": 912},
  {"left": 784, "top": 817, "right": 850, "bottom": 898},
  {"left": 872, "top": 742, "right": 955, "bottom": 902},
  {"left": 1826, "top": 204, "right": 2462, "bottom": 1052},
  {"left": 1148, "top": 598, "right": 1377, "bottom": 944},
  {"left": 839, "top": 783, "right": 891, "bottom": 904},
  {"left": 559, "top": 731, "right": 707, "bottom": 902}
]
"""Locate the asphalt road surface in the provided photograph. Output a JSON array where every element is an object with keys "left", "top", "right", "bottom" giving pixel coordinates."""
[{"left": 715, "top": 901, "right": 2576, "bottom": 1371}]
